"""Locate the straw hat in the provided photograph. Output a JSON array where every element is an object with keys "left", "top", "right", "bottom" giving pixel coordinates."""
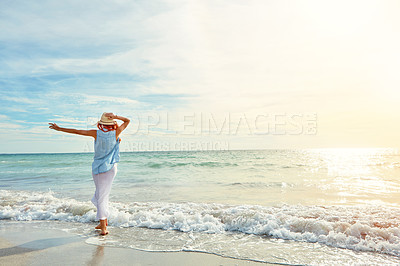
[{"left": 98, "top": 112, "right": 116, "bottom": 125}]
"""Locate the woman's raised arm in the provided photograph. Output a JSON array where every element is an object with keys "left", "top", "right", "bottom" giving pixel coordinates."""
[
  {"left": 49, "top": 123, "right": 97, "bottom": 139},
  {"left": 104, "top": 114, "right": 130, "bottom": 138}
]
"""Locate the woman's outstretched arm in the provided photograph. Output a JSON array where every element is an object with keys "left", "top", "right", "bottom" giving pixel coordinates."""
[{"left": 49, "top": 123, "right": 97, "bottom": 139}]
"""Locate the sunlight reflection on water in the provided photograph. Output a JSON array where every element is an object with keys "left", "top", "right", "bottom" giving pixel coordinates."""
[{"left": 304, "top": 148, "right": 400, "bottom": 205}]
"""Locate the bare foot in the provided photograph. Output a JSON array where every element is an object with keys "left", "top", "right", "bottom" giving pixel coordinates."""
[
  {"left": 100, "top": 229, "right": 109, "bottom": 236},
  {"left": 98, "top": 219, "right": 108, "bottom": 235},
  {"left": 95, "top": 219, "right": 108, "bottom": 230}
]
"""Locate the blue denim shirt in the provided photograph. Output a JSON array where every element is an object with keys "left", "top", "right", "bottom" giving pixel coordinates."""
[{"left": 92, "top": 130, "right": 120, "bottom": 174}]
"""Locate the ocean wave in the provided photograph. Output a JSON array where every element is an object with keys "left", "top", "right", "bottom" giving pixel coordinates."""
[
  {"left": 145, "top": 161, "right": 238, "bottom": 169},
  {"left": 227, "top": 182, "right": 291, "bottom": 188},
  {"left": 1, "top": 189, "right": 400, "bottom": 257}
]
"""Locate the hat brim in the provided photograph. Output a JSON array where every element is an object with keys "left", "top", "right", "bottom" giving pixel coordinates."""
[{"left": 98, "top": 120, "right": 116, "bottom": 125}]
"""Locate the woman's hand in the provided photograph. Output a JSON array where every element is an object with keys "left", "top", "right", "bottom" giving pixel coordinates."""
[
  {"left": 104, "top": 113, "right": 116, "bottom": 120},
  {"left": 48, "top": 123, "right": 61, "bottom": 131}
]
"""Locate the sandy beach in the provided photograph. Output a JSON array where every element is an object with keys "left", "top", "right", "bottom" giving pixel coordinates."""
[{"left": 0, "top": 221, "right": 268, "bottom": 266}]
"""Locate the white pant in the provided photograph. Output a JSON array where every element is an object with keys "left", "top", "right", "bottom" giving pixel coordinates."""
[{"left": 91, "top": 164, "right": 117, "bottom": 220}]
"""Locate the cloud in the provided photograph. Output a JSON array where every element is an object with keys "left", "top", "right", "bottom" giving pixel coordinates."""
[
  {"left": 52, "top": 115, "right": 86, "bottom": 124},
  {"left": 1, "top": 0, "right": 400, "bottom": 151},
  {"left": 3, "top": 96, "right": 37, "bottom": 104},
  {"left": 81, "top": 95, "right": 139, "bottom": 105},
  {"left": 0, "top": 122, "right": 23, "bottom": 129}
]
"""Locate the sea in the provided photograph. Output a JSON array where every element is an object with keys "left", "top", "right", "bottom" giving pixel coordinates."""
[{"left": 1, "top": 148, "right": 400, "bottom": 265}]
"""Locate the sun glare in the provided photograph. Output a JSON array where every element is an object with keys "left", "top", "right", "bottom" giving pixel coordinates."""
[{"left": 307, "top": 148, "right": 400, "bottom": 205}]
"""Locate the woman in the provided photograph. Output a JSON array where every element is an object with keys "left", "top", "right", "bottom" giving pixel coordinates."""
[{"left": 49, "top": 112, "right": 130, "bottom": 235}]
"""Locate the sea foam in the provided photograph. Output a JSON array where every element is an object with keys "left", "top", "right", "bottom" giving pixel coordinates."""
[{"left": 1, "top": 189, "right": 400, "bottom": 257}]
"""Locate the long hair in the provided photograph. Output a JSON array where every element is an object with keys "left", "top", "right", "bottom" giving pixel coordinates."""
[{"left": 97, "top": 123, "right": 118, "bottom": 132}]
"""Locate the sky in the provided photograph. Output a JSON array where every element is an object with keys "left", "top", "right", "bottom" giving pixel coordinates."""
[{"left": 0, "top": 0, "right": 399, "bottom": 153}]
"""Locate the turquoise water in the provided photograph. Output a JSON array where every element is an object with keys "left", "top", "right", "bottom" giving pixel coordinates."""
[
  {"left": 2, "top": 149, "right": 400, "bottom": 206},
  {"left": 1, "top": 149, "right": 400, "bottom": 264}
]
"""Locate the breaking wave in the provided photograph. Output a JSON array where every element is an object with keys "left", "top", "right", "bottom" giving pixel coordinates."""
[{"left": 2, "top": 189, "right": 400, "bottom": 257}]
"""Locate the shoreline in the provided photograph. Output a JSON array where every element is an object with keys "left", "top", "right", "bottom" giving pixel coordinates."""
[
  {"left": 2, "top": 220, "right": 400, "bottom": 265},
  {"left": 0, "top": 221, "right": 269, "bottom": 266}
]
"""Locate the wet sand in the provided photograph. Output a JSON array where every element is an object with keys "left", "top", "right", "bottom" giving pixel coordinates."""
[{"left": 0, "top": 221, "right": 268, "bottom": 266}]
